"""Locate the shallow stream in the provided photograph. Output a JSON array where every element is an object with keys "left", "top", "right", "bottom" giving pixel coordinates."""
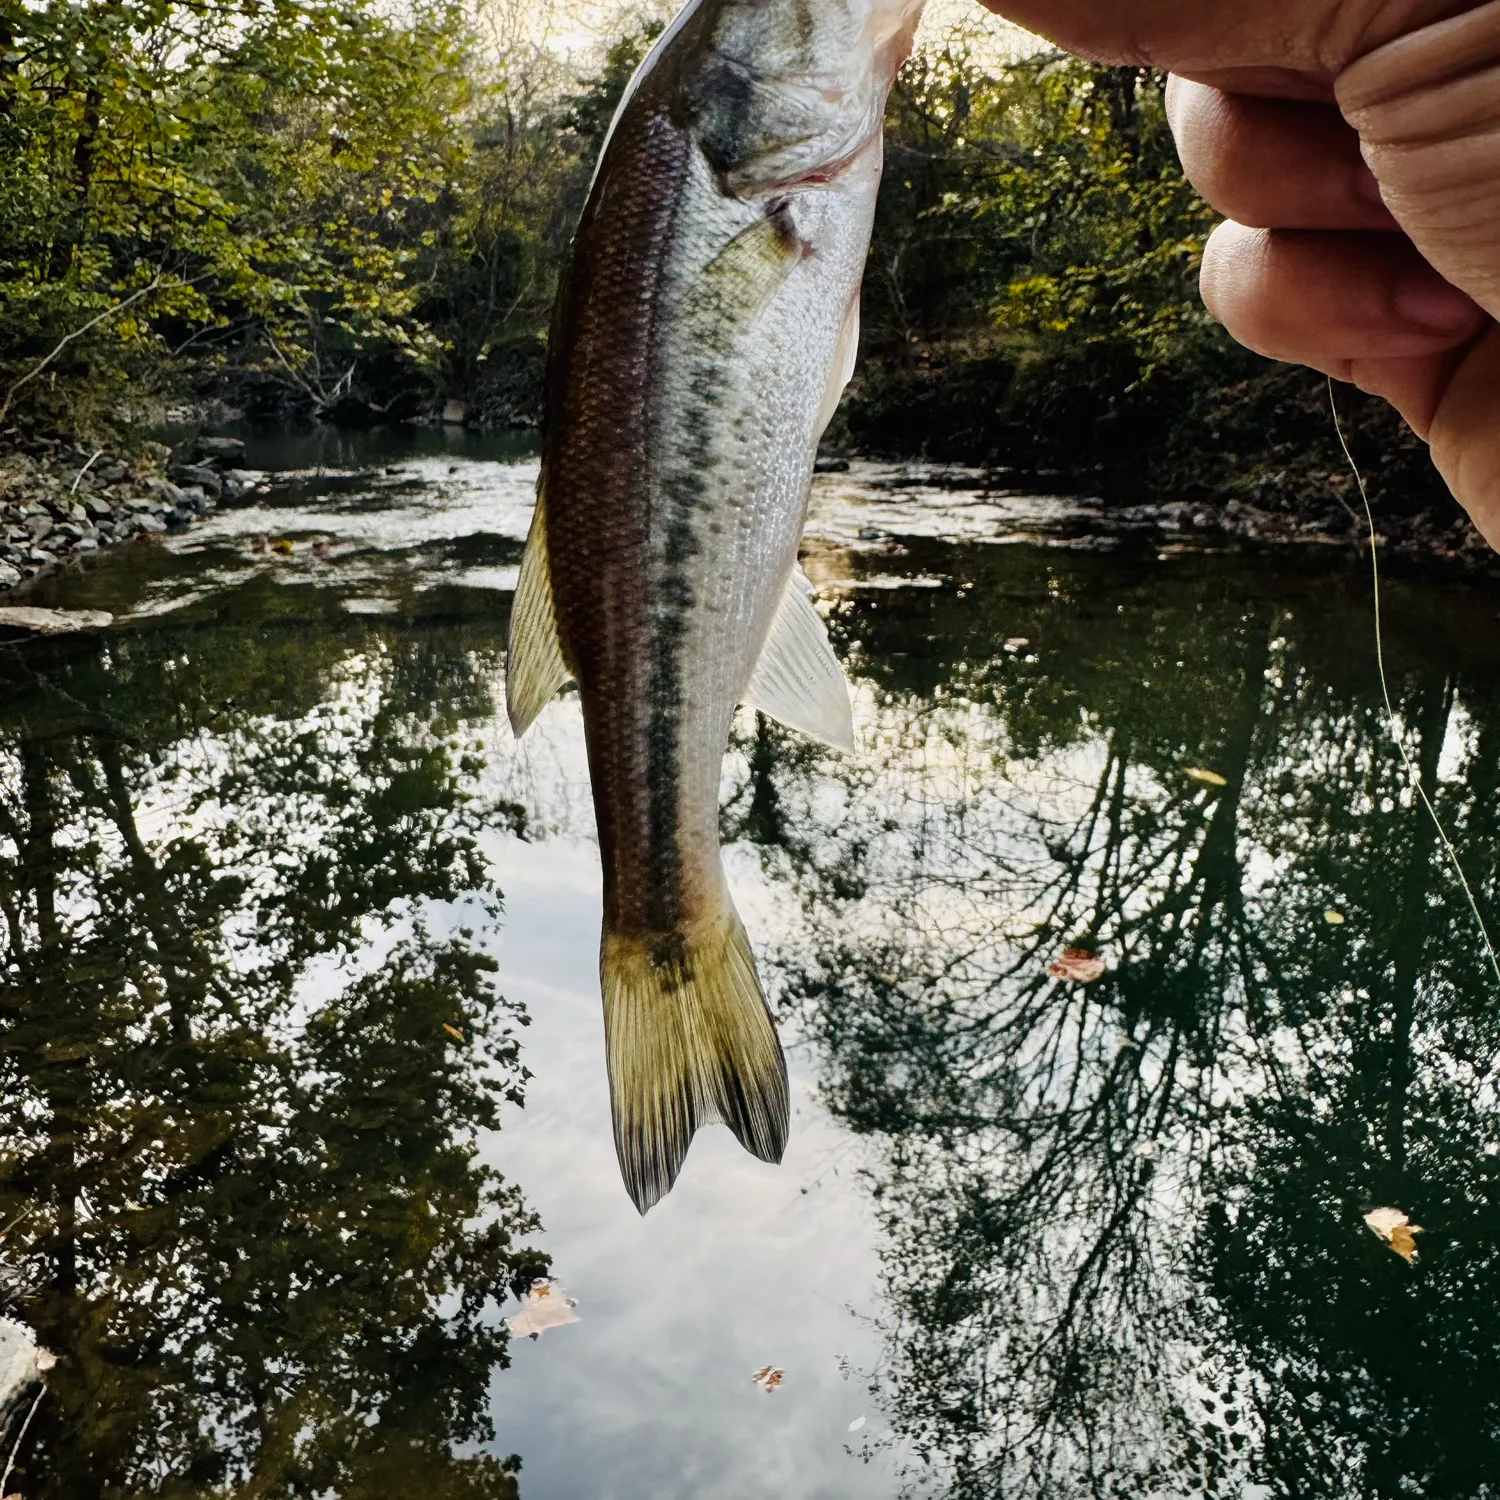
[{"left": 3, "top": 427, "right": 1499, "bottom": 1498}]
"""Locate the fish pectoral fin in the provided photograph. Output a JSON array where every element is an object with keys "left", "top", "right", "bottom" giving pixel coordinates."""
[
  {"left": 744, "top": 566, "right": 856, "bottom": 751},
  {"left": 506, "top": 488, "right": 572, "bottom": 738},
  {"left": 604, "top": 905, "right": 789, "bottom": 1215},
  {"left": 690, "top": 206, "right": 805, "bottom": 330},
  {"left": 815, "top": 290, "right": 860, "bottom": 438}
]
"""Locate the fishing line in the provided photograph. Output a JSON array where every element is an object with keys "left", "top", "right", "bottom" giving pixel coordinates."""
[{"left": 1329, "top": 378, "right": 1500, "bottom": 990}]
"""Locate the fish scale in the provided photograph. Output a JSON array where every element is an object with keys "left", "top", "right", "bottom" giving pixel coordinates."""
[{"left": 508, "top": 0, "right": 927, "bottom": 1212}]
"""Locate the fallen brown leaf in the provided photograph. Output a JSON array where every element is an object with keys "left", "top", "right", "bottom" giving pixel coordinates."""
[
  {"left": 1365, "top": 1206, "right": 1423, "bottom": 1264},
  {"left": 1049, "top": 947, "right": 1107, "bottom": 984},
  {"left": 442, "top": 1023, "right": 465, "bottom": 1042},
  {"left": 1324, "top": 909, "right": 1346, "bottom": 926},
  {"left": 1185, "top": 767, "right": 1228, "bottom": 788},
  {"left": 752, "top": 1365, "right": 784, "bottom": 1395}
]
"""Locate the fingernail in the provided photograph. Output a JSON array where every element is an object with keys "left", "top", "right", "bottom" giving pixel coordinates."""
[{"left": 1394, "top": 274, "right": 1481, "bottom": 332}]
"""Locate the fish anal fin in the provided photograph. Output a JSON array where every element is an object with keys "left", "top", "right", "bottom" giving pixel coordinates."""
[
  {"left": 603, "top": 905, "right": 789, "bottom": 1214},
  {"left": 745, "top": 567, "right": 855, "bottom": 751},
  {"left": 506, "top": 490, "right": 572, "bottom": 738},
  {"left": 815, "top": 290, "right": 860, "bottom": 437}
]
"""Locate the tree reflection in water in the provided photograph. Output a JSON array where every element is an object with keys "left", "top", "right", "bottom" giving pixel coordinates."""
[
  {"left": 732, "top": 544, "right": 1500, "bottom": 1499},
  {"left": 0, "top": 608, "right": 545, "bottom": 1499}
]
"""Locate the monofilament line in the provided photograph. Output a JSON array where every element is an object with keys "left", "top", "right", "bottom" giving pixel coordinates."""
[{"left": 1329, "top": 377, "right": 1500, "bottom": 991}]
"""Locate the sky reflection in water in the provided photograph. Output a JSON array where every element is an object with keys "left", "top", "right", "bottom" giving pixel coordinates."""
[{"left": 2, "top": 430, "right": 1500, "bottom": 1498}]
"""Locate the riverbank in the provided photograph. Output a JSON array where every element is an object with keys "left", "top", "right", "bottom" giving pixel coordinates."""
[
  {"left": 0, "top": 413, "right": 1492, "bottom": 603},
  {"left": 0, "top": 427, "right": 254, "bottom": 591}
]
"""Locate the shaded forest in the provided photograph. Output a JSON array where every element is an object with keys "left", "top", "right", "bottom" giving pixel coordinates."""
[{"left": 0, "top": 0, "right": 1452, "bottom": 517}]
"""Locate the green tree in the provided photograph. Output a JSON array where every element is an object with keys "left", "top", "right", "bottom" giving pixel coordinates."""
[{"left": 1, "top": 0, "right": 474, "bottom": 428}]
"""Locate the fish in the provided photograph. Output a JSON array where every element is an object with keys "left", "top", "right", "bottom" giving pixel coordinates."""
[{"left": 507, "top": 0, "right": 926, "bottom": 1212}]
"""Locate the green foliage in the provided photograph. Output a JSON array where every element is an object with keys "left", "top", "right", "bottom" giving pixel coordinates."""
[
  {"left": 0, "top": 2, "right": 675, "bottom": 433},
  {"left": 0, "top": 0, "right": 480, "bottom": 427},
  {"left": 865, "top": 48, "right": 1214, "bottom": 363},
  {"left": 849, "top": 41, "right": 1442, "bottom": 512}
]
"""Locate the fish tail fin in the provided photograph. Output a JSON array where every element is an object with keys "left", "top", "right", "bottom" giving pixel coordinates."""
[{"left": 602, "top": 903, "right": 789, "bottom": 1214}]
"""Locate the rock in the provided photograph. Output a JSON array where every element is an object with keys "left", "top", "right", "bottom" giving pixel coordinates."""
[
  {"left": 83, "top": 496, "right": 113, "bottom": 520},
  {"left": 440, "top": 399, "right": 468, "bottom": 426},
  {"left": 132, "top": 512, "right": 168, "bottom": 534},
  {"left": 170, "top": 463, "right": 222, "bottom": 497},
  {"left": 0, "top": 563, "right": 19, "bottom": 588},
  {"left": 53, "top": 521, "right": 88, "bottom": 542},
  {"left": 147, "top": 478, "right": 189, "bottom": 507},
  {"left": 193, "top": 435, "right": 246, "bottom": 462},
  {"left": 25, "top": 516, "right": 53, "bottom": 542},
  {"left": 0, "top": 606, "right": 112, "bottom": 634},
  {"left": 221, "top": 469, "right": 253, "bottom": 499},
  {"left": 168, "top": 505, "right": 196, "bottom": 527}
]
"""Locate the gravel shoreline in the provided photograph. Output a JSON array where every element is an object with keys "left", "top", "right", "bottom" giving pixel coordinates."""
[{"left": 0, "top": 428, "right": 254, "bottom": 592}]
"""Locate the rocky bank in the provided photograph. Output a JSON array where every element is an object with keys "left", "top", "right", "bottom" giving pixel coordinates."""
[{"left": 0, "top": 428, "right": 254, "bottom": 592}]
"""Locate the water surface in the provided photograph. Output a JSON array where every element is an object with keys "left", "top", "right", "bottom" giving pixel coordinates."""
[{"left": 2, "top": 428, "right": 1499, "bottom": 1499}]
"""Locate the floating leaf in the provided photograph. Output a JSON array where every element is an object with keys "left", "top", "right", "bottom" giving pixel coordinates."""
[
  {"left": 1324, "top": 909, "right": 1346, "bottom": 926},
  {"left": 848, "top": 1415, "right": 867, "bottom": 1432},
  {"left": 271, "top": 538, "right": 294, "bottom": 556},
  {"left": 1002, "top": 637, "right": 1030, "bottom": 653},
  {"left": 507, "top": 1281, "right": 581, "bottom": 1340},
  {"left": 1049, "top": 947, "right": 1107, "bottom": 984},
  {"left": 752, "top": 1365, "right": 784, "bottom": 1395},
  {"left": 442, "top": 1023, "right": 465, "bottom": 1042},
  {"left": 1365, "top": 1206, "right": 1423, "bottom": 1263},
  {"left": 1185, "top": 767, "right": 1227, "bottom": 787}
]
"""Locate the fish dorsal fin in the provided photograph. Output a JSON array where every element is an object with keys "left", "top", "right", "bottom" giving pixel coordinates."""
[
  {"left": 815, "top": 291, "right": 860, "bottom": 438},
  {"left": 506, "top": 488, "right": 572, "bottom": 738},
  {"left": 744, "top": 566, "right": 855, "bottom": 751}
]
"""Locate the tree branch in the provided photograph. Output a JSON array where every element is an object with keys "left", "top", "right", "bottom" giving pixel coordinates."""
[{"left": 0, "top": 276, "right": 166, "bottom": 425}]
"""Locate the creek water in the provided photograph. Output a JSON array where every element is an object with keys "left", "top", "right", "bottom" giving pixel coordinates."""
[{"left": 3, "top": 426, "right": 1500, "bottom": 1499}]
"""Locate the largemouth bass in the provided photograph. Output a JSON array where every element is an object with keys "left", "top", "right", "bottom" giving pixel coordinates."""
[{"left": 507, "top": 0, "right": 925, "bottom": 1212}]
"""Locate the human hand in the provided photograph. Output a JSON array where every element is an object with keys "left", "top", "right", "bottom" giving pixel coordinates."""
[{"left": 978, "top": 0, "right": 1500, "bottom": 544}]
